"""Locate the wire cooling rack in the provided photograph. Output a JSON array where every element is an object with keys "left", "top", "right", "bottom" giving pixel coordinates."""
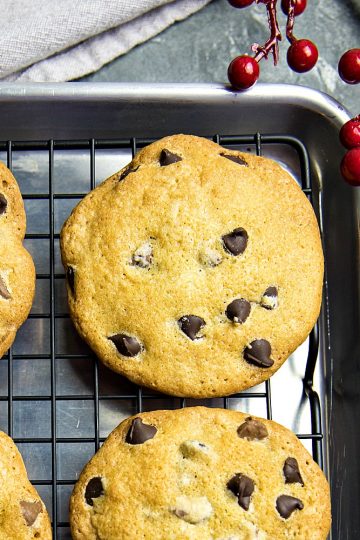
[{"left": 0, "top": 133, "right": 323, "bottom": 539}]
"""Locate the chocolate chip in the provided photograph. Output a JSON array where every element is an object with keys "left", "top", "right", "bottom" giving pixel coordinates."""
[
  {"left": 276, "top": 495, "right": 304, "bottom": 519},
  {"left": 237, "top": 416, "right": 268, "bottom": 440},
  {"left": 109, "top": 334, "right": 142, "bottom": 357},
  {"left": 132, "top": 242, "right": 153, "bottom": 268},
  {"left": 66, "top": 266, "right": 75, "bottom": 295},
  {"left": 261, "top": 286, "right": 278, "bottom": 310},
  {"left": 221, "top": 153, "right": 248, "bottom": 166},
  {"left": 160, "top": 149, "right": 182, "bottom": 166},
  {"left": 283, "top": 457, "right": 304, "bottom": 486},
  {"left": 244, "top": 339, "right": 274, "bottom": 368},
  {"left": 0, "top": 275, "right": 11, "bottom": 299},
  {"left": 126, "top": 417, "right": 157, "bottom": 444},
  {"left": 222, "top": 228, "right": 248, "bottom": 256},
  {"left": 20, "top": 501, "right": 42, "bottom": 526},
  {"left": 119, "top": 165, "right": 139, "bottom": 181},
  {"left": 226, "top": 299, "right": 251, "bottom": 324},
  {"left": 178, "top": 315, "right": 205, "bottom": 340},
  {"left": 227, "top": 473, "right": 254, "bottom": 511},
  {"left": 0, "top": 193, "right": 7, "bottom": 214},
  {"left": 85, "top": 477, "right": 104, "bottom": 506}
]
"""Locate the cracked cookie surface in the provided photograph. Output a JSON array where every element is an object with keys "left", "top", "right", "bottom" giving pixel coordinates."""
[
  {"left": 0, "top": 162, "right": 35, "bottom": 359},
  {"left": 69, "top": 407, "right": 331, "bottom": 540},
  {"left": 0, "top": 431, "right": 51, "bottom": 539},
  {"left": 60, "top": 134, "right": 323, "bottom": 397}
]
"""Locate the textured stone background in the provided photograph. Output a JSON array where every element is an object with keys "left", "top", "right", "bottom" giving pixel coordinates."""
[{"left": 83, "top": 0, "right": 359, "bottom": 116}]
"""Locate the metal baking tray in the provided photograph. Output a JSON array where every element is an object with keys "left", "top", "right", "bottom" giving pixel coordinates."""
[{"left": 0, "top": 83, "right": 357, "bottom": 540}]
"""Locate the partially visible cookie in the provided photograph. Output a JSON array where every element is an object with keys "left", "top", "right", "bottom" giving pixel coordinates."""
[
  {"left": 0, "top": 162, "right": 35, "bottom": 358},
  {"left": 70, "top": 407, "right": 331, "bottom": 540},
  {"left": 60, "top": 134, "right": 323, "bottom": 397},
  {"left": 0, "top": 431, "right": 52, "bottom": 539}
]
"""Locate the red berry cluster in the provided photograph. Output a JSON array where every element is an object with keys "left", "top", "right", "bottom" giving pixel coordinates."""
[
  {"left": 339, "top": 116, "right": 360, "bottom": 186},
  {"left": 227, "top": 0, "right": 318, "bottom": 90}
]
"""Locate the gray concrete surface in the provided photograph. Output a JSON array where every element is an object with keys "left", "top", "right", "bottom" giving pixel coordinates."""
[{"left": 82, "top": 0, "right": 359, "bottom": 116}]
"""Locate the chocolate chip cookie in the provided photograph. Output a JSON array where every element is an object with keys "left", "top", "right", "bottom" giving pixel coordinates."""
[
  {"left": 0, "top": 162, "right": 35, "bottom": 358},
  {"left": 60, "top": 134, "right": 323, "bottom": 397},
  {"left": 69, "top": 407, "right": 331, "bottom": 540},
  {"left": 0, "top": 431, "right": 52, "bottom": 539}
]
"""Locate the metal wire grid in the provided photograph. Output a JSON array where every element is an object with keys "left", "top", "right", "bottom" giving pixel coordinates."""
[{"left": 0, "top": 133, "right": 323, "bottom": 538}]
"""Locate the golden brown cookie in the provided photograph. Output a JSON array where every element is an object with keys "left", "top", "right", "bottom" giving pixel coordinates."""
[
  {"left": 0, "top": 431, "right": 52, "bottom": 539},
  {"left": 60, "top": 134, "right": 323, "bottom": 397},
  {"left": 0, "top": 162, "right": 35, "bottom": 359},
  {"left": 70, "top": 407, "right": 331, "bottom": 540}
]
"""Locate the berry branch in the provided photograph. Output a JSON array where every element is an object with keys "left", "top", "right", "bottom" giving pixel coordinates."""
[{"left": 252, "top": 1, "right": 282, "bottom": 65}]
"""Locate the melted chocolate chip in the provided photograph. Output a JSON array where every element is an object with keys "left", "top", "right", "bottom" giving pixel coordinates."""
[
  {"left": 276, "top": 495, "right": 304, "bottom": 519},
  {"left": 237, "top": 416, "right": 268, "bottom": 440},
  {"left": 126, "top": 417, "right": 157, "bottom": 444},
  {"left": 85, "top": 477, "right": 104, "bottom": 506},
  {"left": 119, "top": 165, "right": 139, "bottom": 181},
  {"left": 222, "top": 228, "right": 248, "bottom": 256},
  {"left": 66, "top": 266, "right": 75, "bottom": 295},
  {"left": 221, "top": 153, "right": 248, "bottom": 166},
  {"left": 178, "top": 315, "right": 205, "bottom": 340},
  {"left": 244, "top": 339, "right": 274, "bottom": 368},
  {"left": 261, "top": 286, "right": 278, "bottom": 310},
  {"left": 0, "top": 193, "right": 7, "bottom": 214},
  {"left": 0, "top": 275, "right": 11, "bottom": 299},
  {"left": 226, "top": 299, "right": 251, "bottom": 324},
  {"left": 20, "top": 501, "right": 42, "bottom": 526},
  {"left": 109, "top": 334, "right": 142, "bottom": 357},
  {"left": 227, "top": 473, "right": 254, "bottom": 511},
  {"left": 160, "top": 149, "right": 182, "bottom": 166},
  {"left": 283, "top": 457, "right": 304, "bottom": 486}
]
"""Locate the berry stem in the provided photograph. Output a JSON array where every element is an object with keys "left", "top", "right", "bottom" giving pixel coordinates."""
[
  {"left": 285, "top": 0, "right": 297, "bottom": 44},
  {"left": 252, "top": 0, "right": 282, "bottom": 65}
]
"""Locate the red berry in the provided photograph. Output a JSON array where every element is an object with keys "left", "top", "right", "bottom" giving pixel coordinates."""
[
  {"left": 287, "top": 39, "right": 318, "bottom": 73},
  {"left": 281, "top": 0, "right": 307, "bottom": 16},
  {"left": 340, "top": 148, "right": 360, "bottom": 186},
  {"left": 228, "top": 56, "right": 260, "bottom": 90},
  {"left": 338, "top": 49, "right": 360, "bottom": 84},
  {"left": 227, "top": 0, "right": 254, "bottom": 7},
  {"left": 340, "top": 116, "right": 360, "bottom": 149}
]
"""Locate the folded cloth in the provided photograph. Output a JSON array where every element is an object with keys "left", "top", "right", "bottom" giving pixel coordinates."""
[{"left": 1, "top": 0, "right": 211, "bottom": 82}]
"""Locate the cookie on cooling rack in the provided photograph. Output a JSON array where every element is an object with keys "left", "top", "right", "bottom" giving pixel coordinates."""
[
  {"left": 70, "top": 407, "right": 331, "bottom": 540},
  {"left": 0, "top": 162, "right": 35, "bottom": 358},
  {"left": 0, "top": 431, "right": 52, "bottom": 539},
  {"left": 60, "top": 134, "right": 323, "bottom": 398}
]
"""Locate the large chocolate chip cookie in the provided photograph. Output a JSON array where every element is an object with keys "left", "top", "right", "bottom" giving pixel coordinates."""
[
  {"left": 70, "top": 407, "right": 331, "bottom": 540},
  {"left": 0, "top": 431, "right": 52, "bottom": 539},
  {"left": 60, "top": 135, "right": 323, "bottom": 397},
  {"left": 0, "top": 162, "right": 35, "bottom": 359}
]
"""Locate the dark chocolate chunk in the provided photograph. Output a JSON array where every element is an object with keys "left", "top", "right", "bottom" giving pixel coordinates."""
[
  {"left": 85, "top": 477, "right": 104, "bottom": 506},
  {"left": 237, "top": 416, "right": 268, "bottom": 440},
  {"left": 276, "top": 495, "right": 304, "bottom": 519},
  {"left": 222, "top": 228, "right": 248, "bottom": 256},
  {"left": 261, "top": 286, "right": 278, "bottom": 310},
  {"left": 160, "top": 149, "right": 182, "bottom": 166},
  {"left": 66, "top": 266, "right": 75, "bottom": 295},
  {"left": 119, "top": 165, "right": 139, "bottom": 181},
  {"left": 126, "top": 417, "right": 157, "bottom": 444},
  {"left": 226, "top": 298, "right": 251, "bottom": 324},
  {"left": 109, "top": 334, "right": 142, "bottom": 357},
  {"left": 0, "top": 275, "right": 11, "bottom": 299},
  {"left": 0, "top": 193, "right": 7, "bottom": 214},
  {"left": 20, "top": 500, "right": 42, "bottom": 526},
  {"left": 220, "top": 153, "right": 248, "bottom": 166},
  {"left": 283, "top": 457, "right": 304, "bottom": 486},
  {"left": 244, "top": 339, "right": 274, "bottom": 368},
  {"left": 178, "top": 315, "right": 205, "bottom": 340},
  {"left": 227, "top": 473, "right": 255, "bottom": 511}
]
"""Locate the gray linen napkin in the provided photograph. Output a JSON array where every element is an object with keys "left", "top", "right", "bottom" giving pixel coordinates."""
[{"left": 1, "top": 0, "right": 211, "bottom": 82}]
